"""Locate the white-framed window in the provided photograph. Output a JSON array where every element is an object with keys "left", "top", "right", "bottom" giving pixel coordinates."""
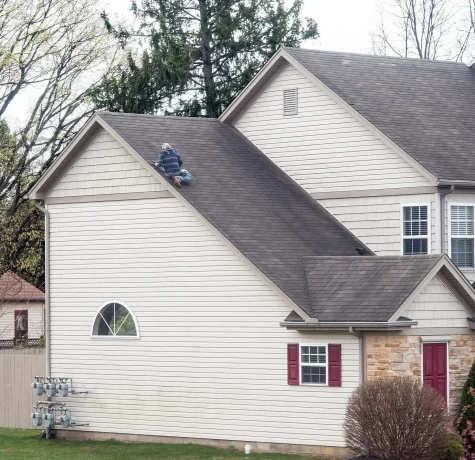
[
  {"left": 401, "top": 205, "right": 430, "bottom": 255},
  {"left": 300, "top": 344, "right": 328, "bottom": 385},
  {"left": 91, "top": 301, "right": 139, "bottom": 338},
  {"left": 450, "top": 204, "right": 474, "bottom": 269},
  {"left": 283, "top": 88, "right": 298, "bottom": 116}
]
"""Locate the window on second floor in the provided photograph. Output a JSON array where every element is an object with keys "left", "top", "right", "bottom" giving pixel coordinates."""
[
  {"left": 402, "top": 205, "right": 429, "bottom": 255},
  {"left": 450, "top": 205, "right": 474, "bottom": 269}
]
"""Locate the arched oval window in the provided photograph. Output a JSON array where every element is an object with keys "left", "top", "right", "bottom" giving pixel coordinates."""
[{"left": 91, "top": 301, "right": 139, "bottom": 337}]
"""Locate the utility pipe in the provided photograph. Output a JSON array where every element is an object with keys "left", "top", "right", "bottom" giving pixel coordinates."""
[
  {"left": 440, "top": 185, "right": 455, "bottom": 254},
  {"left": 34, "top": 201, "right": 50, "bottom": 377},
  {"left": 349, "top": 327, "right": 365, "bottom": 384}
]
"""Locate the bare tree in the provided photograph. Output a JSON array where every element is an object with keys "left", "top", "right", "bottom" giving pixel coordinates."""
[
  {"left": 0, "top": 0, "right": 118, "bottom": 214},
  {"left": 371, "top": 0, "right": 469, "bottom": 61}
]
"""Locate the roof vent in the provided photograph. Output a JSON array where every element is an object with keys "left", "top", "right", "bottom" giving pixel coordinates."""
[{"left": 283, "top": 88, "right": 298, "bottom": 116}]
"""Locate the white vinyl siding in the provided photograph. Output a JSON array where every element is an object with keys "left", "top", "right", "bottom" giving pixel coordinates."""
[
  {"left": 450, "top": 205, "right": 475, "bottom": 269},
  {"left": 401, "top": 205, "right": 430, "bottom": 255},
  {"left": 234, "top": 64, "right": 431, "bottom": 194},
  {"left": 318, "top": 194, "right": 437, "bottom": 256},
  {"left": 48, "top": 197, "right": 360, "bottom": 447},
  {"left": 0, "top": 302, "right": 44, "bottom": 339},
  {"left": 404, "top": 276, "right": 470, "bottom": 328},
  {"left": 48, "top": 129, "right": 165, "bottom": 198}
]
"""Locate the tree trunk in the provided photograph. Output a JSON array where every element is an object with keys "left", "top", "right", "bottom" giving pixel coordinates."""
[{"left": 198, "top": 0, "right": 218, "bottom": 117}]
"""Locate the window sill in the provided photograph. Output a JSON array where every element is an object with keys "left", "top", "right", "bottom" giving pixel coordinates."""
[
  {"left": 300, "top": 383, "right": 328, "bottom": 387},
  {"left": 90, "top": 336, "right": 141, "bottom": 340}
]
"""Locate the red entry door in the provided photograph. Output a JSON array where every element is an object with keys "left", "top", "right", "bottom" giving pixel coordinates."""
[{"left": 423, "top": 343, "right": 447, "bottom": 401}]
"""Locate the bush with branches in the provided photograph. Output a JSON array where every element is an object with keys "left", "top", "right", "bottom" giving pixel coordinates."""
[{"left": 344, "top": 377, "right": 448, "bottom": 460}]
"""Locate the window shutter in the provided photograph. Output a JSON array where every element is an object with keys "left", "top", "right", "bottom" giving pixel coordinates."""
[
  {"left": 283, "top": 88, "right": 298, "bottom": 116},
  {"left": 288, "top": 344, "right": 299, "bottom": 385},
  {"left": 328, "top": 344, "right": 341, "bottom": 387}
]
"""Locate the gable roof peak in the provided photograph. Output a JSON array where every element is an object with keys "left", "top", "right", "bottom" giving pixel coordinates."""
[{"left": 284, "top": 47, "right": 475, "bottom": 182}]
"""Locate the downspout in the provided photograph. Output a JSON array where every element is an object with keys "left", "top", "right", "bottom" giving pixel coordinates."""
[
  {"left": 440, "top": 185, "right": 455, "bottom": 254},
  {"left": 349, "top": 327, "right": 365, "bottom": 384},
  {"left": 34, "top": 201, "right": 50, "bottom": 377}
]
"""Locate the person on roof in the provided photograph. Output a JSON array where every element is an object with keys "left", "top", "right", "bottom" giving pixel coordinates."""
[{"left": 155, "top": 143, "right": 193, "bottom": 187}]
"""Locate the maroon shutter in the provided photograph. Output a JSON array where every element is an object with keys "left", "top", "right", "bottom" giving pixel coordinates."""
[
  {"left": 328, "top": 344, "right": 342, "bottom": 387},
  {"left": 288, "top": 344, "right": 299, "bottom": 385}
]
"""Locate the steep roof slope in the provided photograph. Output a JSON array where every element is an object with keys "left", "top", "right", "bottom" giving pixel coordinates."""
[
  {"left": 98, "top": 112, "right": 370, "bottom": 313},
  {"left": 285, "top": 48, "right": 475, "bottom": 182},
  {"left": 0, "top": 271, "right": 45, "bottom": 302},
  {"left": 303, "top": 255, "right": 443, "bottom": 322}
]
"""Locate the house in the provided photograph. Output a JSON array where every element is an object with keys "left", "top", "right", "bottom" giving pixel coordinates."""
[
  {"left": 27, "top": 111, "right": 475, "bottom": 456},
  {"left": 0, "top": 271, "right": 45, "bottom": 341},
  {"left": 220, "top": 48, "right": 475, "bottom": 280}
]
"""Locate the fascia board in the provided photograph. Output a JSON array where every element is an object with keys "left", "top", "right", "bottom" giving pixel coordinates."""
[{"left": 219, "top": 48, "right": 288, "bottom": 124}]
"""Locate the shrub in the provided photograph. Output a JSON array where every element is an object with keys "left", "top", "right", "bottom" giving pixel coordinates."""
[
  {"left": 444, "top": 433, "right": 464, "bottom": 460},
  {"left": 344, "top": 377, "right": 448, "bottom": 460},
  {"left": 456, "top": 359, "right": 475, "bottom": 459}
]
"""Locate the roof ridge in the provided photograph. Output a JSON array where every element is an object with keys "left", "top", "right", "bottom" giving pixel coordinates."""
[
  {"left": 97, "top": 111, "right": 220, "bottom": 122},
  {"left": 283, "top": 46, "right": 467, "bottom": 66}
]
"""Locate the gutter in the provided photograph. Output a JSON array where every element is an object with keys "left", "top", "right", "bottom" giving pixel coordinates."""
[
  {"left": 279, "top": 320, "right": 418, "bottom": 330},
  {"left": 438, "top": 180, "right": 475, "bottom": 187},
  {"left": 440, "top": 185, "right": 455, "bottom": 253},
  {"left": 34, "top": 201, "right": 50, "bottom": 377},
  {"left": 349, "top": 327, "right": 365, "bottom": 384}
]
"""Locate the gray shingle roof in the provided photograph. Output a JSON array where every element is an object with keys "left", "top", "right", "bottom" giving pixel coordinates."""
[
  {"left": 303, "top": 255, "right": 443, "bottom": 322},
  {"left": 98, "top": 112, "right": 371, "bottom": 314},
  {"left": 285, "top": 47, "right": 475, "bottom": 182}
]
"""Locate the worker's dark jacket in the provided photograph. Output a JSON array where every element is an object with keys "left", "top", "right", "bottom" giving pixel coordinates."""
[{"left": 158, "top": 148, "right": 183, "bottom": 177}]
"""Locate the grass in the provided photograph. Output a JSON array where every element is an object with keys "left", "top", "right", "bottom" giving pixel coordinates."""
[{"left": 0, "top": 428, "right": 334, "bottom": 460}]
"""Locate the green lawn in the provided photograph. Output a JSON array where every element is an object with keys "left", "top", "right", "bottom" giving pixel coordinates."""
[{"left": 0, "top": 428, "right": 334, "bottom": 460}]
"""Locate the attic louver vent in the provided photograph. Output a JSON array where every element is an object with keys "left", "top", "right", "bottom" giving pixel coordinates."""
[{"left": 283, "top": 88, "right": 298, "bottom": 116}]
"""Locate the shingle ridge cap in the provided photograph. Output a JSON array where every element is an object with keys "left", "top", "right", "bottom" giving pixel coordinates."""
[
  {"left": 284, "top": 47, "right": 466, "bottom": 66},
  {"left": 97, "top": 111, "right": 220, "bottom": 122}
]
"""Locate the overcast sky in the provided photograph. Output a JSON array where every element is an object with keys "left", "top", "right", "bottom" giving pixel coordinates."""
[{"left": 100, "top": 0, "right": 380, "bottom": 54}]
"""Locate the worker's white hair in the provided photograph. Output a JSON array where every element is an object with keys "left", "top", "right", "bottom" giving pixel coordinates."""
[{"left": 162, "top": 143, "right": 172, "bottom": 150}]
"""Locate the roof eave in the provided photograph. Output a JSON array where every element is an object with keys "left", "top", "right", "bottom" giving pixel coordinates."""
[{"left": 280, "top": 320, "right": 418, "bottom": 331}]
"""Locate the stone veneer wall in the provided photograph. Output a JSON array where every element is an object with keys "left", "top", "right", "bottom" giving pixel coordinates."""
[{"left": 366, "top": 335, "right": 475, "bottom": 414}]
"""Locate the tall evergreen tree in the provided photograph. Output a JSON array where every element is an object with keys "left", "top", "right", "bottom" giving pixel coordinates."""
[{"left": 93, "top": 0, "right": 318, "bottom": 117}]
